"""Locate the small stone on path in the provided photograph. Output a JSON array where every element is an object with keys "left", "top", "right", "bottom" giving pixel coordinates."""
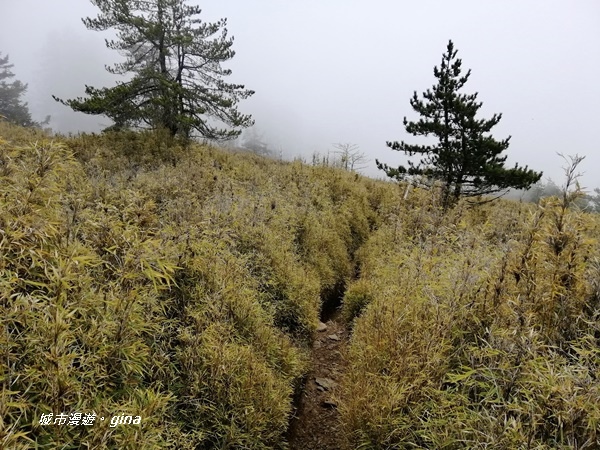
[
  {"left": 322, "top": 399, "right": 338, "bottom": 408},
  {"left": 314, "top": 377, "right": 336, "bottom": 391},
  {"left": 327, "top": 334, "right": 340, "bottom": 341},
  {"left": 317, "top": 321, "right": 328, "bottom": 332}
]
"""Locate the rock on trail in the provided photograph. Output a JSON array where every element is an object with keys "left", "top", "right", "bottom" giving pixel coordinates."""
[{"left": 286, "top": 313, "right": 348, "bottom": 450}]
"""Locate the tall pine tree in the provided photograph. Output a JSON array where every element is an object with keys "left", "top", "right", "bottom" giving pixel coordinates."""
[
  {"left": 54, "top": 0, "right": 254, "bottom": 140},
  {"left": 377, "top": 40, "right": 541, "bottom": 207},
  {"left": 0, "top": 53, "right": 41, "bottom": 128}
]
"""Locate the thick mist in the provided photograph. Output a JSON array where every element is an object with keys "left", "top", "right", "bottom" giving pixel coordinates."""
[{"left": 1, "top": 0, "right": 599, "bottom": 187}]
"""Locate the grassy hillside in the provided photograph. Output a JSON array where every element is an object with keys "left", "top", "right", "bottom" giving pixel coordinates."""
[
  {"left": 0, "top": 123, "right": 385, "bottom": 448},
  {"left": 340, "top": 178, "right": 600, "bottom": 448},
  {"left": 1, "top": 122, "right": 599, "bottom": 448}
]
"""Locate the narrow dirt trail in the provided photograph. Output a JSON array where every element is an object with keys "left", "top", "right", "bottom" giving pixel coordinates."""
[{"left": 287, "top": 310, "right": 349, "bottom": 450}]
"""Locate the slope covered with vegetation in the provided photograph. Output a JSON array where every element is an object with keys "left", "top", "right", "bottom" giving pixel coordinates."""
[
  {"left": 340, "top": 173, "right": 600, "bottom": 448},
  {"left": 1, "top": 122, "right": 599, "bottom": 449},
  {"left": 0, "top": 122, "right": 382, "bottom": 448}
]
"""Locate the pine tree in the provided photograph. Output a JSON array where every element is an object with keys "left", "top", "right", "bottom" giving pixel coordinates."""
[
  {"left": 54, "top": 0, "right": 254, "bottom": 140},
  {"left": 0, "top": 53, "right": 38, "bottom": 127},
  {"left": 590, "top": 188, "right": 600, "bottom": 213},
  {"left": 377, "top": 40, "right": 542, "bottom": 207}
]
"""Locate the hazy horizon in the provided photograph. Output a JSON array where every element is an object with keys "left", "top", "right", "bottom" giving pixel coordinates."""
[{"left": 1, "top": 0, "right": 599, "bottom": 189}]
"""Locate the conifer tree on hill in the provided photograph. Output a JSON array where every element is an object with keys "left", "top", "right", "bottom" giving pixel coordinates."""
[
  {"left": 377, "top": 40, "right": 542, "bottom": 208},
  {"left": 0, "top": 53, "right": 49, "bottom": 128},
  {"left": 54, "top": 0, "right": 254, "bottom": 140}
]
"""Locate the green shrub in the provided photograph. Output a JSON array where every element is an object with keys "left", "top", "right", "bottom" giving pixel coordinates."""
[{"left": 342, "top": 278, "right": 375, "bottom": 322}]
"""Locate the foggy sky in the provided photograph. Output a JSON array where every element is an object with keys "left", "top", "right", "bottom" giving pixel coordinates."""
[{"left": 1, "top": 0, "right": 599, "bottom": 188}]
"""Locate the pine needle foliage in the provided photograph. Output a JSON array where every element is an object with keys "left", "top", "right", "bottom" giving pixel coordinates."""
[
  {"left": 54, "top": 0, "right": 254, "bottom": 139},
  {"left": 0, "top": 53, "right": 49, "bottom": 128},
  {"left": 377, "top": 40, "right": 542, "bottom": 208}
]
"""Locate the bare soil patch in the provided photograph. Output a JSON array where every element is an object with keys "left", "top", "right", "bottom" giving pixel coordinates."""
[{"left": 287, "top": 311, "right": 348, "bottom": 450}]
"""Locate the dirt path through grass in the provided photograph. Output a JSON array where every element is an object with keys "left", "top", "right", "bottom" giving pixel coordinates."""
[{"left": 286, "top": 310, "right": 348, "bottom": 449}]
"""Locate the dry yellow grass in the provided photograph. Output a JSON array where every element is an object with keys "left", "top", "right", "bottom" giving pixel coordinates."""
[
  {"left": 2, "top": 122, "right": 598, "bottom": 449},
  {"left": 0, "top": 123, "right": 375, "bottom": 448},
  {"left": 340, "top": 179, "right": 600, "bottom": 449}
]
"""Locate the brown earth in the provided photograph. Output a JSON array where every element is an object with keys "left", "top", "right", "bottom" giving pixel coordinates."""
[{"left": 287, "top": 311, "right": 348, "bottom": 450}]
